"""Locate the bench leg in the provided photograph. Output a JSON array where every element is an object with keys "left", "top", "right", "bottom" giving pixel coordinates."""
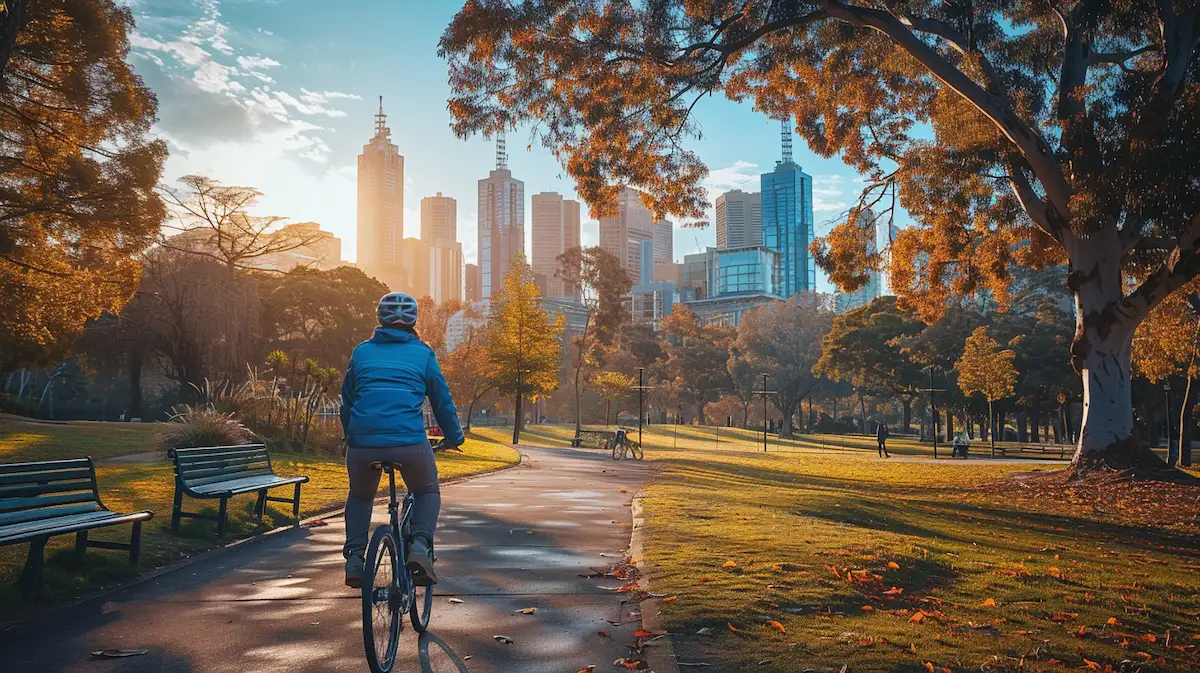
[
  {"left": 254, "top": 489, "right": 267, "bottom": 523},
  {"left": 217, "top": 497, "right": 228, "bottom": 537},
  {"left": 20, "top": 536, "right": 48, "bottom": 598},
  {"left": 171, "top": 484, "right": 183, "bottom": 531},
  {"left": 292, "top": 482, "right": 302, "bottom": 527},
  {"left": 74, "top": 530, "right": 89, "bottom": 564},
  {"left": 130, "top": 521, "right": 143, "bottom": 566}
]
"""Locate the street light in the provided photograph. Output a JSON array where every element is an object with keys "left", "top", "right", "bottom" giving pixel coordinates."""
[
  {"left": 632, "top": 366, "right": 653, "bottom": 449},
  {"left": 753, "top": 373, "right": 777, "bottom": 453},
  {"left": 1164, "top": 380, "right": 1173, "bottom": 463},
  {"left": 918, "top": 365, "right": 946, "bottom": 459}
]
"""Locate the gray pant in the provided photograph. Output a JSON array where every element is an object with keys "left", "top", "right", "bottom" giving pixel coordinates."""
[{"left": 343, "top": 442, "right": 440, "bottom": 557}]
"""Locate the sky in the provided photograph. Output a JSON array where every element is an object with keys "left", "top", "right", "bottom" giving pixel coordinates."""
[{"left": 125, "top": 0, "right": 912, "bottom": 293}]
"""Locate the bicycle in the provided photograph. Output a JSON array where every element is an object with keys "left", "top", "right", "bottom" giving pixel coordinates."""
[
  {"left": 609, "top": 433, "right": 644, "bottom": 461},
  {"left": 360, "top": 444, "right": 439, "bottom": 673}
]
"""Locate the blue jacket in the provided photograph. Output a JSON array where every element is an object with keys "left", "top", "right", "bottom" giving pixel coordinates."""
[{"left": 339, "top": 327, "right": 465, "bottom": 449}]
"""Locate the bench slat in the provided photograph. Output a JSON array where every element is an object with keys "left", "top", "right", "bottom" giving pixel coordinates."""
[
  {"left": 185, "top": 468, "right": 275, "bottom": 488},
  {"left": 178, "top": 455, "right": 269, "bottom": 473},
  {"left": 0, "top": 479, "right": 95, "bottom": 499},
  {"left": 0, "top": 509, "right": 149, "bottom": 544},
  {"left": 0, "top": 502, "right": 100, "bottom": 527},
  {"left": 0, "top": 459, "right": 92, "bottom": 475},
  {"left": 170, "top": 445, "right": 266, "bottom": 460},
  {"left": 0, "top": 467, "right": 94, "bottom": 487},
  {"left": 190, "top": 474, "right": 306, "bottom": 495},
  {"left": 182, "top": 465, "right": 271, "bottom": 483},
  {"left": 175, "top": 448, "right": 269, "bottom": 464},
  {"left": 0, "top": 491, "right": 97, "bottom": 514}
]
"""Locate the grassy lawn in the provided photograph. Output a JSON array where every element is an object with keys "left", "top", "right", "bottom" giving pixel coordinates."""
[
  {"left": 635, "top": 444, "right": 1200, "bottom": 673},
  {"left": 0, "top": 421, "right": 518, "bottom": 621},
  {"left": 0, "top": 414, "right": 162, "bottom": 461}
]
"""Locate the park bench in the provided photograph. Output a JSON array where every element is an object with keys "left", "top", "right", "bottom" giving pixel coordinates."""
[
  {"left": 572, "top": 429, "right": 614, "bottom": 448},
  {"left": 0, "top": 457, "right": 153, "bottom": 596},
  {"left": 1000, "top": 445, "right": 1071, "bottom": 459},
  {"left": 168, "top": 445, "right": 308, "bottom": 536}
]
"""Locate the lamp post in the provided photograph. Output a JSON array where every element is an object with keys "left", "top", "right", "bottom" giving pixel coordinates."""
[
  {"left": 753, "top": 373, "right": 777, "bottom": 453},
  {"left": 918, "top": 366, "right": 945, "bottom": 459},
  {"left": 637, "top": 366, "right": 645, "bottom": 448},
  {"left": 1164, "top": 380, "right": 1173, "bottom": 464}
]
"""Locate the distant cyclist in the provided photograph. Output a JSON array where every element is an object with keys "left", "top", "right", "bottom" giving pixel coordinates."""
[
  {"left": 614, "top": 427, "right": 628, "bottom": 450},
  {"left": 340, "top": 292, "right": 464, "bottom": 589}
]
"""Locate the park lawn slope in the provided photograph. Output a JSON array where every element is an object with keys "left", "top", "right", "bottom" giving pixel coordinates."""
[
  {"left": 639, "top": 448, "right": 1200, "bottom": 673},
  {"left": 0, "top": 414, "right": 161, "bottom": 461},
  {"left": 0, "top": 426, "right": 518, "bottom": 621}
]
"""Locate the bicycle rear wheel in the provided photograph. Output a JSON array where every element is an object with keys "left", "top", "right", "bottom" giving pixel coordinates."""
[
  {"left": 629, "top": 441, "right": 643, "bottom": 460},
  {"left": 610, "top": 440, "right": 621, "bottom": 460},
  {"left": 362, "top": 526, "right": 401, "bottom": 673},
  {"left": 409, "top": 577, "right": 434, "bottom": 632}
]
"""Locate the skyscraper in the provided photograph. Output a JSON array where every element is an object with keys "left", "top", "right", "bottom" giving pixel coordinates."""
[
  {"left": 715, "top": 189, "right": 762, "bottom": 249},
  {"left": 428, "top": 240, "right": 463, "bottom": 304},
  {"left": 478, "top": 134, "right": 524, "bottom": 300},
  {"left": 834, "top": 209, "right": 882, "bottom": 313},
  {"left": 465, "top": 263, "right": 481, "bottom": 302},
  {"left": 760, "top": 120, "right": 815, "bottom": 297},
  {"left": 599, "top": 186, "right": 654, "bottom": 283},
  {"left": 653, "top": 219, "right": 674, "bottom": 263},
  {"left": 531, "top": 192, "right": 581, "bottom": 299},
  {"left": 420, "top": 192, "right": 456, "bottom": 243},
  {"left": 357, "top": 97, "right": 403, "bottom": 286}
]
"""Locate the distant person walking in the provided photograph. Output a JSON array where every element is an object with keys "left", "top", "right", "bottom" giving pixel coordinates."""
[{"left": 876, "top": 421, "right": 890, "bottom": 458}]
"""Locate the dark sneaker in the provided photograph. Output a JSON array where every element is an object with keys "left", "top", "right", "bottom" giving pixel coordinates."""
[
  {"left": 345, "top": 550, "right": 365, "bottom": 588},
  {"left": 407, "top": 535, "right": 437, "bottom": 586}
]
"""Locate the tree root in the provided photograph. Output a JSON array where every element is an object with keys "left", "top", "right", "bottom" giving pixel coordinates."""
[{"left": 1069, "top": 434, "right": 1197, "bottom": 483}]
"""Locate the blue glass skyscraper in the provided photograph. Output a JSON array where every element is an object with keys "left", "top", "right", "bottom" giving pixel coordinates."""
[{"left": 760, "top": 121, "right": 815, "bottom": 297}]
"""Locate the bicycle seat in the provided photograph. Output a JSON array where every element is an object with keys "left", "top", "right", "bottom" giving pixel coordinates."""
[{"left": 369, "top": 461, "right": 399, "bottom": 471}]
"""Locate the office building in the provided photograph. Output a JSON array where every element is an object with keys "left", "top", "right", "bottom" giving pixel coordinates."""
[
  {"left": 420, "top": 193, "right": 456, "bottom": 243},
  {"left": 445, "top": 302, "right": 488, "bottom": 353},
  {"left": 357, "top": 97, "right": 403, "bottom": 284},
  {"left": 428, "top": 239, "right": 463, "bottom": 304},
  {"left": 478, "top": 134, "right": 524, "bottom": 300},
  {"left": 530, "top": 192, "right": 581, "bottom": 299},
  {"left": 654, "top": 261, "right": 683, "bottom": 285},
  {"left": 393, "top": 238, "right": 429, "bottom": 298},
  {"left": 715, "top": 190, "right": 762, "bottom": 249},
  {"left": 834, "top": 210, "right": 883, "bottom": 313},
  {"left": 653, "top": 219, "right": 674, "bottom": 262},
  {"left": 760, "top": 120, "right": 815, "bottom": 296},
  {"left": 465, "top": 263, "right": 481, "bottom": 303},
  {"left": 682, "top": 250, "right": 713, "bottom": 300},
  {"left": 630, "top": 281, "right": 679, "bottom": 329},
  {"left": 681, "top": 245, "right": 783, "bottom": 327},
  {"left": 876, "top": 212, "right": 900, "bottom": 295},
  {"left": 599, "top": 186, "right": 655, "bottom": 283}
]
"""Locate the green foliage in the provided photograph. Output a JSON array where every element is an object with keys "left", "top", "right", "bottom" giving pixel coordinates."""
[
  {"left": 156, "top": 404, "right": 252, "bottom": 451},
  {"left": 816, "top": 296, "right": 926, "bottom": 396},
  {"left": 1, "top": 0, "right": 166, "bottom": 369},
  {"left": 259, "top": 266, "right": 389, "bottom": 367}
]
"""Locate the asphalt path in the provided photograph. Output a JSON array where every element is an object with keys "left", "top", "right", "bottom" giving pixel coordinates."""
[{"left": 1, "top": 446, "right": 650, "bottom": 673}]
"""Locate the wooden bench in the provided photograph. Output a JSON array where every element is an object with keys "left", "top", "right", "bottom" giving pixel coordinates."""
[
  {"left": 168, "top": 445, "right": 309, "bottom": 537},
  {"left": 572, "top": 429, "right": 614, "bottom": 448},
  {"left": 1000, "top": 445, "right": 1071, "bottom": 459},
  {"left": 0, "top": 457, "right": 153, "bottom": 596}
]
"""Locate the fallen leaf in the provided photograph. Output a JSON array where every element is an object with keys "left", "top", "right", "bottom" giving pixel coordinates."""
[
  {"left": 766, "top": 620, "right": 785, "bottom": 633},
  {"left": 633, "top": 630, "right": 654, "bottom": 638},
  {"left": 910, "top": 612, "right": 926, "bottom": 623},
  {"left": 661, "top": 595, "right": 678, "bottom": 602},
  {"left": 721, "top": 560, "right": 738, "bottom": 569},
  {"left": 91, "top": 650, "right": 149, "bottom": 658},
  {"left": 515, "top": 607, "right": 537, "bottom": 614},
  {"left": 448, "top": 598, "right": 465, "bottom": 604},
  {"left": 888, "top": 561, "right": 900, "bottom": 570},
  {"left": 1106, "top": 617, "right": 1118, "bottom": 625},
  {"left": 598, "top": 631, "right": 610, "bottom": 638},
  {"left": 1047, "top": 566, "right": 1061, "bottom": 578},
  {"left": 611, "top": 520, "right": 621, "bottom": 524},
  {"left": 861, "top": 605, "right": 874, "bottom": 611},
  {"left": 698, "top": 576, "right": 710, "bottom": 583},
  {"left": 493, "top": 635, "right": 514, "bottom": 644},
  {"left": 983, "top": 598, "right": 997, "bottom": 608},
  {"left": 1140, "top": 633, "right": 1157, "bottom": 643},
  {"left": 620, "top": 487, "right": 627, "bottom": 493},
  {"left": 1082, "top": 658, "right": 1101, "bottom": 671},
  {"left": 1077, "top": 624, "right": 1087, "bottom": 637},
  {"left": 576, "top": 667, "right": 596, "bottom": 673},
  {"left": 728, "top": 621, "right": 739, "bottom": 632},
  {"left": 923, "top": 662, "right": 935, "bottom": 672}
]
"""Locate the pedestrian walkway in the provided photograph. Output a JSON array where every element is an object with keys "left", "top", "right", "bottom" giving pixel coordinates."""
[{"left": 0, "top": 446, "right": 650, "bottom": 672}]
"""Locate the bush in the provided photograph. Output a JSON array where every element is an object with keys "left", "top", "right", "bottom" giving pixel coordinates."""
[{"left": 155, "top": 404, "right": 252, "bottom": 452}]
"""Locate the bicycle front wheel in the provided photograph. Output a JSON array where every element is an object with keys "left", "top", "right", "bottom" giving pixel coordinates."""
[
  {"left": 409, "top": 578, "right": 434, "bottom": 632},
  {"left": 629, "top": 441, "right": 643, "bottom": 460},
  {"left": 363, "top": 526, "right": 401, "bottom": 673},
  {"left": 611, "top": 441, "right": 621, "bottom": 460}
]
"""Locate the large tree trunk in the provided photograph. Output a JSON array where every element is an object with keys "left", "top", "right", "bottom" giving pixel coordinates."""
[
  {"left": 902, "top": 397, "right": 912, "bottom": 434},
  {"left": 1067, "top": 231, "right": 1163, "bottom": 473},
  {"left": 0, "top": 0, "right": 26, "bottom": 86},
  {"left": 129, "top": 350, "right": 143, "bottom": 419},
  {"left": 857, "top": 390, "right": 867, "bottom": 435}
]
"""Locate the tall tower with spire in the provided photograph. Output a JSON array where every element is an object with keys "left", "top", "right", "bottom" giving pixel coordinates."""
[
  {"left": 357, "top": 96, "right": 405, "bottom": 288},
  {"left": 478, "top": 132, "right": 524, "bottom": 300},
  {"left": 760, "top": 117, "right": 815, "bottom": 296}
]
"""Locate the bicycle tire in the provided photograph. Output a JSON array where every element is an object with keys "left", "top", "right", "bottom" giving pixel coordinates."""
[
  {"left": 629, "top": 441, "right": 644, "bottom": 460},
  {"left": 611, "top": 442, "right": 621, "bottom": 460},
  {"left": 410, "top": 579, "right": 434, "bottom": 632},
  {"left": 363, "top": 526, "right": 401, "bottom": 673}
]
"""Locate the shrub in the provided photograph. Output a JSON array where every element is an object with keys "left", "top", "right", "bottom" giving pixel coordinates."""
[{"left": 155, "top": 404, "right": 252, "bottom": 452}]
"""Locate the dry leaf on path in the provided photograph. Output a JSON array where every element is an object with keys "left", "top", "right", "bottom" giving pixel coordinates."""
[
  {"left": 493, "top": 635, "right": 514, "bottom": 644},
  {"left": 766, "top": 621, "right": 785, "bottom": 633},
  {"left": 983, "top": 598, "right": 997, "bottom": 607},
  {"left": 662, "top": 595, "right": 678, "bottom": 602},
  {"left": 910, "top": 612, "right": 925, "bottom": 623},
  {"left": 727, "top": 621, "right": 739, "bottom": 632},
  {"left": 515, "top": 607, "right": 537, "bottom": 614},
  {"left": 448, "top": 598, "right": 465, "bottom": 604},
  {"left": 576, "top": 667, "right": 596, "bottom": 673},
  {"left": 721, "top": 560, "right": 737, "bottom": 568},
  {"left": 888, "top": 561, "right": 900, "bottom": 570}
]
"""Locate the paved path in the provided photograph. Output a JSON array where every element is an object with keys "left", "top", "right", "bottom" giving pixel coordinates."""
[{"left": 0, "top": 446, "right": 650, "bottom": 672}]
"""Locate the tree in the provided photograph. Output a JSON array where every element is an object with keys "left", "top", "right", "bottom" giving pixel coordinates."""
[
  {"left": 1132, "top": 279, "right": 1200, "bottom": 467},
  {"left": 660, "top": 305, "right": 734, "bottom": 424},
  {"left": 1, "top": 0, "right": 166, "bottom": 369},
  {"left": 486, "top": 254, "right": 564, "bottom": 444},
  {"left": 441, "top": 1, "right": 1200, "bottom": 474},
  {"left": 957, "top": 326, "right": 1018, "bottom": 457},
  {"left": 260, "top": 266, "right": 389, "bottom": 367},
  {"left": 592, "top": 371, "right": 634, "bottom": 425},
  {"left": 442, "top": 319, "right": 494, "bottom": 432},
  {"left": 557, "top": 246, "right": 632, "bottom": 437},
  {"left": 159, "top": 175, "right": 325, "bottom": 275},
  {"left": 736, "top": 295, "right": 833, "bottom": 438},
  {"left": 816, "top": 297, "right": 926, "bottom": 432},
  {"left": 416, "top": 297, "right": 468, "bottom": 355}
]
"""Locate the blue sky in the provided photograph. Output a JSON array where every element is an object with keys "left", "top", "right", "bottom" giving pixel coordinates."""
[{"left": 127, "top": 0, "right": 910, "bottom": 291}]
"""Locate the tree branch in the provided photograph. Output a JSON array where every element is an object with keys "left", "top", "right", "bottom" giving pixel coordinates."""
[{"left": 1120, "top": 215, "right": 1200, "bottom": 323}]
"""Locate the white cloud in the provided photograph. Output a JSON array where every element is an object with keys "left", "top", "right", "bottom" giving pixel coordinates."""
[
  {"left": 702, "top": 160, "right": 761, "bottom": 194},
  {"left": 192, "top": 60, "right": 244, "bottom": 95},
  {"left": 300, "top": 88, "right": 362, "bottom": 105},
  {"left": 237, "top": 55, "right": 280, "bottom": 70}
]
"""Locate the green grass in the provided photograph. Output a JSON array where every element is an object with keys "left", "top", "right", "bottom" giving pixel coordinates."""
[
  {"left": 635, "top": 444, "right": 1200, "bottom": 673},
  {"left": 0, "top": 420, "right": 519, "bottom": 621},
  {"left": 0, "top": 414, "right": 162, "bottom": 461}
]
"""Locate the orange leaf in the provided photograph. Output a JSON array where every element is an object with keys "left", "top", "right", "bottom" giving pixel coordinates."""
[
  {"left": 767, "top": 620, "right": 785, "bottom": 633},
  {"left": 1140, "top": 633, "right": 1157, "bottom": 643},
  {"left": 923, "top": 662, "right": 935, "bottom": 672},
  {"left": 576, "top": 667, "right": 596, "bottom": 673},
  {"left": 888, "top": 561, "right": 901, "bottom": 570},
  {"left": 910, "top": 612, "right": 926, "bottom": 623},
  {"left": 983, "top": 598, "right": 997, "bottom": 608},
  {"left": 1082, "top": 658, "right": 1101, "bottom": 670},
  {"left": 598, "top": 631, "right": 610, "bottom": 638},
  {"left": 1047, "top": 566, "right": 1061, "bottom": 578},
  {"left": 727, "top": 621, "right": 739, "bottom": 632},
  {"left": 1077, "top": 624, "right": 1087, "bottom": 637},
  {"left": 1106, "top": 617, "right": 1119, "bottom": 626},
  {"left": 721, "top": 560, "right": 738, "bottom": 569},
  {"left": 661, "top": 595, "right": 678, "bottom": 602},
  {"left": 861, "top": 605, "right": 874, "bottom": 611},
  {"left": 633, "top": 630, "right": 654, "bottom": 639},
  {"left": 698, "top": 576, "right": 710, "bottom": 583}
]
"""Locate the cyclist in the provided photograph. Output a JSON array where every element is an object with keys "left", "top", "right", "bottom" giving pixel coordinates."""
[
  {"left": 614, "top": 427, "right": 628, "bottom": 452},
  {"left": 340, "top": 292, "right": 464, "bottom": 589}
]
